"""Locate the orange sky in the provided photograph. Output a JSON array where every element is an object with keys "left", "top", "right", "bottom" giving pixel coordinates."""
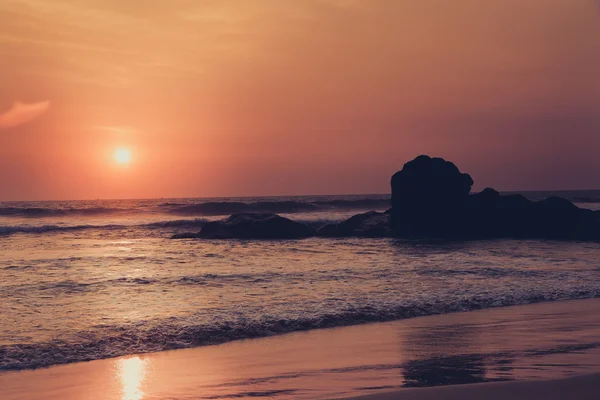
[{"left": 1, "top": 0, "right": 599, "bottom": 201}]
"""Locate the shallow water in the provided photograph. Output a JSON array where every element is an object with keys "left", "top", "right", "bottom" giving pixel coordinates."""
[
  {"left": 1, "top": 192, "right": 599, "bottom": 370},
  {"left": 2, "top": 299, "right": 600, "bottom": 399}
]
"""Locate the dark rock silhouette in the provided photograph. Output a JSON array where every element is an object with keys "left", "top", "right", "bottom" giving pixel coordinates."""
[
  {"left": 470, "top": 187, "right": 500, "bottom": 206},
  {"left": 172, "top": 155, "right": 600, "bottom": 241},
  {"left": 173, "top": 213, "right": 315, "bottom": 239},
  {"left": 391, "top": 155, "right": 474, "bottom": 235},
  {"left": 316, "top": 211, "right": 391, "bottom": 237},
  {"left": 391, "top": 155, "right": 600, "bottom": 240}
]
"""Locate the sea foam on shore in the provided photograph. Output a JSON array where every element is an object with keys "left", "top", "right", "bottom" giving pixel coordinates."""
[{"left": 2, "top": 299, "right": 600, "bottom": 399}]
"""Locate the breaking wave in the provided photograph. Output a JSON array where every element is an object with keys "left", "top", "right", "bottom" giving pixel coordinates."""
[
  {"left": 3, "top": 192, "right": 598, "bottom": 220},
  {"left": 1, "top": 287, "right": 598, "bottom": 371},
  {"left": 0, "top": 198, "right": 390, "bottom": 219},
  {"left": 0, "top": 217, "right": 341, "bottom": 237},
  {"left": 160, "top": 199, "right": 390, "bottom": 215},
  {"left": 0, "top": 219, "right": 210, "bottom": 236},
  {"left": 0, "top": 206, "right": 124, "bottom": 218}
]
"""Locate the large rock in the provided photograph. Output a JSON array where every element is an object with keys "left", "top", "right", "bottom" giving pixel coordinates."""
[
  {"left": 316, "top": 211, "right": 391, "bottom": 237},
  {"left": 390, "top": 155, "right": 600, "bottom": 240},
  {"left": 190, "top": 213, "right": 315, "bottom": 239},
  {"left": 391, "top": 155, "right": 473, "bottom": 235}
]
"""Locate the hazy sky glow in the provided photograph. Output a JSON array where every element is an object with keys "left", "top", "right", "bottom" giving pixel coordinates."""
[
  {"left": 0, "top": 101, "right": 50, "bottom": 130},
  {"left": 0, "top": 0, "right": 599, "bottom": 200}
]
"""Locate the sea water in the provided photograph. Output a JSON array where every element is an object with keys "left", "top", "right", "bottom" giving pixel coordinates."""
[{"left": 1, "top": 191, "right": 599, "bottom": 370}]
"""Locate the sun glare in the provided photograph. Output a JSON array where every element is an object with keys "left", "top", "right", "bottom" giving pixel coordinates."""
[
  {"left": 114, "top": 148, "right": 132, "bottom": 165},
  {"left": 117, "top": 356, "right": 147, "bottom": 400}
]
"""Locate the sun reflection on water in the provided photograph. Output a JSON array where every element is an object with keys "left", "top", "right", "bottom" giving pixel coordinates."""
[{"left": 117, "top": 356, "right": 147, "bottom": 400}]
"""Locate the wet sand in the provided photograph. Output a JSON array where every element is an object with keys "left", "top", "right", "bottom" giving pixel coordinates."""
[
  {"left": 347, "top": 373, "right": 600, "bottom": 399},
  {"left": 2, "top": 298, "right": 600, "bottom": 399}
]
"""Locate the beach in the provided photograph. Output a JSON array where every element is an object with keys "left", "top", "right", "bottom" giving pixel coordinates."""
[
  {"left": 348, "top": 373, "right": 600, "bottom": 400},
  {"left": 3, "top": 0, "right": 600, "bottom": 397},
  {"left": 3, "top": 194, "right": 600, "bottom": 372},
  {"left": 2, "top": 298, "right": 600, "bottom": 399},
  {"left": 2, "top": 194, "right": 600, "bottom": 398}
]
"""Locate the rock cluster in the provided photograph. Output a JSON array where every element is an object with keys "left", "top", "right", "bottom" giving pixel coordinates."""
[
  {"left": 390, "top": 155, "right": 600, "bottom": 240},
  {"left": 173, "top": 155, "right": 600, "bottom": 241}
]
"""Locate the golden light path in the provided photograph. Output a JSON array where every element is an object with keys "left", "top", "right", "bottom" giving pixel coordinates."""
[{"left": 117, "top": 356, "right": 147, "bottom": 400}]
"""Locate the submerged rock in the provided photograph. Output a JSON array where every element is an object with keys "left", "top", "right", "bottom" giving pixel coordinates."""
[
  {"left": 174, "top": 213, "right": 315, "bottom": 239},
  {"left": 317, "top": 211, "right": 391, "bottom": 237}
]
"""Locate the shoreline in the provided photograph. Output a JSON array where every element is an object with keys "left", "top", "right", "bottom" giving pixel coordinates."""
[
  {"left": 345, "top": 373, "right": 600, "bottom": 400},
  {"left": 3, "top": 298, "right": 600, "bottom": 399},
  {"left": 3, "top": 294, "right": 600, "bottom": 372}
]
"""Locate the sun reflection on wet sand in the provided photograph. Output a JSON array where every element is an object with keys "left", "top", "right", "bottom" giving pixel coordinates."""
[{"left": 117, "top": 357, "right": 147, "bottom": 400}]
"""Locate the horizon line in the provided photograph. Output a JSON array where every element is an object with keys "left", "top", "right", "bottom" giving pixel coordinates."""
[{"left": 2, "top": 188, "right": 600, "bottom": 203}]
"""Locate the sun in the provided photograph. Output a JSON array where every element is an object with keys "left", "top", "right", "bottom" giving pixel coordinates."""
[{"left": 113, "top": 147, "right": 132, "bottom": 165}]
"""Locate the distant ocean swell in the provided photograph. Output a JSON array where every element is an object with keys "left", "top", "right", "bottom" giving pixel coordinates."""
[
  {"left": 1, "top": 286, "right": 599, "bottom": 371},
  {"left": 0, "top": 199, "right": 391, "bottom": 218},
  {"left": 0, "top": 206, "right": 124, "bottom": 217},
  {"left": 0, "top": 219, "right": 208, "bottom": 236},
  {"left": 0, "top": 218, "right": 339, "bottom": 236},
  {"left": 1, "top": 196, "right": 598, "bottom": 220}
]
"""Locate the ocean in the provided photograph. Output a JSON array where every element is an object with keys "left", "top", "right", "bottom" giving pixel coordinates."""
[{"left": 1, "top": 191, "right": 600, "bottom": 371}]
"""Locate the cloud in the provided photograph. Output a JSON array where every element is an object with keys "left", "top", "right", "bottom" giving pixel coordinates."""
[
  {"left": 0, "top": 101, "right": 50, "bottom": 130},
  {"left": 92, "top": 125, "right": 139, "bottom": 138}
]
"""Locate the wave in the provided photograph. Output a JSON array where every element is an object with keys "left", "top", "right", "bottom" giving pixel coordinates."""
[
  {"left": 0, "top": 224, "right": 116, "bottom": 235},
  {"left": 312, "top": 199, "right": 390, "bottom": 209},
  {"left": 0, "top": 216, "right": 345, "bottom": 237},
  {"left": 0, "top": 218, "right": 210, "bottom": 236},
  {"left": 0, "top": 198, "right": 389, "bottom": 219},
  {"left": 4, "top": 273, "right": 292, "bottom": 295},
  {"left": 1, "top": 288, "right": 598, "bottom": 371},
  {"left": 0, "top": 206, "right": 124, "bottom": 217},
  {"left": 3, "top": 193, "right": 599, "bottom": 221},
  {"left": 163, "top": 199, "right": 390, "bottom": 216},
  {"left": 143, "top": 218, "right": 209, "bottom": 228}
]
